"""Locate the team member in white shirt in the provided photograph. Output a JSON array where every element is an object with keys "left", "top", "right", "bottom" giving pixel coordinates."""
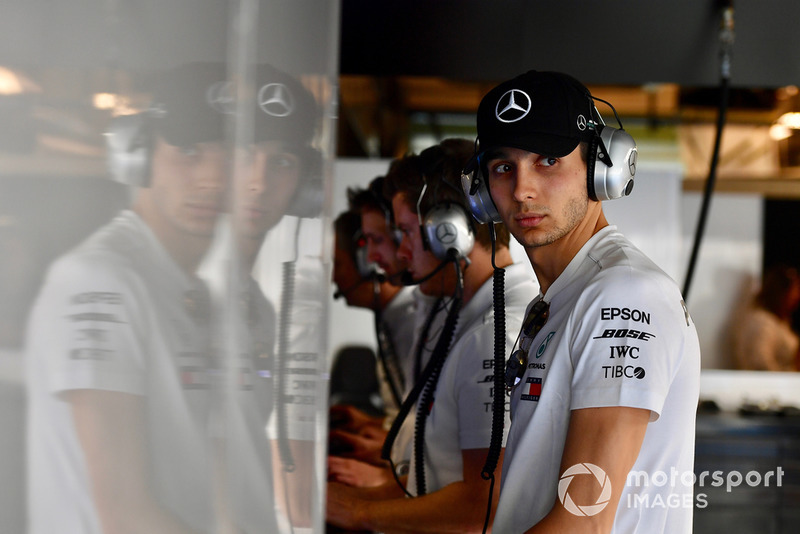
[
  {"left": 328, "top": 179, "right": 419, "bottom": 464},
  {"left": 326, "top": 138, "right": 537, "bottom": 533},
  {"left": 351, "top": 176, "right": 418, "bottom": 414},
  {"left": 461, "top": 69, "right": 701, "bottom": 533},
  {"left": 329, "top": 180, "right": 426, "bottom": 489}
]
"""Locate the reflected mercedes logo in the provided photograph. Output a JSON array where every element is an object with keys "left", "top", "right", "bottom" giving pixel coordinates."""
[
  {"left": 258, "top": 83, "right": 294, "bottom": 117},
  {"left": 206, "top": 81, "right": 236, "bottom": 114},
  {"left": 435, "top": 222, "right": 458, "bottom": 244},
  {"left": 577, "top": 115, "right": 587, "bottom": 131},
  {"left": 495, "top": 89, "right": 532, "bottom": 123},
  {"left": 628, "top": 149, "right": 638, "bottom": 175}
]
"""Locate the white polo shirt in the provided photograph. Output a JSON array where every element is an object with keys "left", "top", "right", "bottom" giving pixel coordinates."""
[
  {"left": 494, "top": 226, "right": 701, "bottom": 534},
  {"left": 406, "top": 262, "right": 538, "bottom": 495},
  {"left": 26, "top": 210, "right": 215, "bottom": 534}
]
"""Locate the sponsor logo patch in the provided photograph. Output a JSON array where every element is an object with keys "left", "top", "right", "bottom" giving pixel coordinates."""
[
  {"left": 520, "top": 376, "right": 542, "bottom": 401},
  {"left": 592, "top": 329, "right": 655, "bottom": 341}
]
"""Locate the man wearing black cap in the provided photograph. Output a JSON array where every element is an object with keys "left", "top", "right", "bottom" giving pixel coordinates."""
[
  {"left": 462, "top": 71, "right": 700, "bottom": 533},
  {"left": 26, "top": 63, "right": 229, "bottom": 534},
  {"left": 219, "top": 63, "right": 324, "bottom": 532}
]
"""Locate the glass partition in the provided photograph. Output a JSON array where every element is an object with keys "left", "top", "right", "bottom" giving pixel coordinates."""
[{"left": 1, "top": 2, "right": 339, "bottom": 533}]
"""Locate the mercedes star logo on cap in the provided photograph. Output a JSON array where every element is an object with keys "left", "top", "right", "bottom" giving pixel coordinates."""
[
  {"left": 258, "top": 83, "right": 294, "bottom": 117},
  {"left": 206, "top": 81, "right": 236, "bottom": 114},
  {"left": 435, "top": 222, "right": 458, "bottom": 244},
  {"left": 495, "top": 89, "right": 532, "bottom": 123},
  {"left": 576, "top": 114, "right": 587, "bottom": 131}
]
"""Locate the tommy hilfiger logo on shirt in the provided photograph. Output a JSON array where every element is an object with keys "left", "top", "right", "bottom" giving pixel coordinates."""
[{"left": 520, "top": 376, "right": 542, "bottom": 401}]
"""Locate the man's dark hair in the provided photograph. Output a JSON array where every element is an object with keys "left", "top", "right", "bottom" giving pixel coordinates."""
[
  {"left": 384, "top": 138, "right": 509, "bottom": 250},
  {"left": 333, "top": 209, "right": 363, "bottom": 262},
  {"left": 348, "top": 176, "right": 393, "bottom": 221}
]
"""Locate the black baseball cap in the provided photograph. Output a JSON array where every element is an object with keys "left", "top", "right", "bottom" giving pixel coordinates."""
[
  {"left": 149, "top": 62, "right": 228, "bottom": 146},
  {"left": 148, "top": 62, "right": 318, "bottom": 148},
  {"left": 250, "top": 63, "right": 318, "bottom": 148},
  {"left": 476, "top": 70, "right": 597, "bottom": 159}
]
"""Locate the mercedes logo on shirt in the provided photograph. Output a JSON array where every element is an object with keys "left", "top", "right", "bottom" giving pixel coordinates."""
[
  {"left": 258, "top": 83, "right": 294, "bottom": 117},
  {"left": 495, "top": 89, "right": 532, "bottom": 123},
  {"left": 435, "top": 222, "right": 458, "bottom": 244},
  {"left": 206, "top": 81, "right": 236, "bottom": 114}
]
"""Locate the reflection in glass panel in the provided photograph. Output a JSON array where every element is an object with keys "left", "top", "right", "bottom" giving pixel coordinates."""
[{"left": 2, "top": 2, "right": 338, "bottom": 533}]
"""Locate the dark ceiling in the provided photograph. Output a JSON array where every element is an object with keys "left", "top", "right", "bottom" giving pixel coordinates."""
[
  {"left": 339, "top": 0, "right": 800, "bottom": 89},
  {"left": 2, "top": 1, "right": 800, "bottom": 160},
  {"left": 5, "top": 1, "right": 798, "bottom": 88},
  {"left": 336, "top": 0, "right": 800, "bottom": 157}
]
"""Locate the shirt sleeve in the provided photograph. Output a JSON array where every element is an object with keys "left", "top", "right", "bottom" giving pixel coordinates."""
[
  {"left": 568, "top": 266, "right": 688, "bottom": 421},
  {"left": 29, "top": 253, "right": 148, "bottom": 397}
]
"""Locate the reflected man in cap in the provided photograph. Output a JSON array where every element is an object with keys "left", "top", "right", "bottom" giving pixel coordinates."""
[
  {"left": 219, "top": 62, "right": 324, "bottom": 532},
  {"left": 26, "top": 62, "right": 229, "bottom": 534}
]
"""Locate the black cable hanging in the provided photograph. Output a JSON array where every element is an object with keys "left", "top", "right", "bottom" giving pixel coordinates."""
[
  {"left": 374, "top": 303, "right": 405, "bottom": 409},
  {"left": 381, "top": 296, "right": 445, "bottom": 497},
  {"left": 480, "top": 224, "right": 506, "bottom": 534},
  {"left": 413, "top": 260, "right": 464, "bottom": 496},
  {"left": 380, "top": 257, "right": 463, "bottom": 497},
  {"left": 683, "top": 1, "right": 735, "bottom": 301}
]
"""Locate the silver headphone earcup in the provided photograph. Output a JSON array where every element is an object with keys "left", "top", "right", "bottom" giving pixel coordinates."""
[
  {"left": 591, "top": 127, "right": 638, "bottom": 201},
  {"left": 422, "top": 204, "right": 475, "bottom": 261},
  {"left": 461, "top": 165, "right": 501, "bottom": 224},
  {"left": 106, "top": 114, "right": 152, "bottom": 187}
]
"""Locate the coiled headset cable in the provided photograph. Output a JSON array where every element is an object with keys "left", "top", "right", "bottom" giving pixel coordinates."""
[
  {"left": 380, "top": 252, "right": 463, "bottom": 497},
  {"left": 413, "top": 258, "right": 464, "bottom": 496},
  {"left": 481, "top": 223, "right": 506, "bottom": 534}
]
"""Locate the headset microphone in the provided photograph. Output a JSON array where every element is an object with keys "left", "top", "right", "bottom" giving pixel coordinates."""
[
  {"left": 334, "top": 268, "right": 387, "bottom": 300},
  {"left": 384, "top": 270, "right": 407, "bottom": 286},
  {"left": 400, "top": 250, "right": 460, "bottom": 286},
  {"left": 332, "top": 287, "right": 348, "bottom": 300},
  {"left": 333, "top": 280, "right": 366, "bottom": 300}
]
